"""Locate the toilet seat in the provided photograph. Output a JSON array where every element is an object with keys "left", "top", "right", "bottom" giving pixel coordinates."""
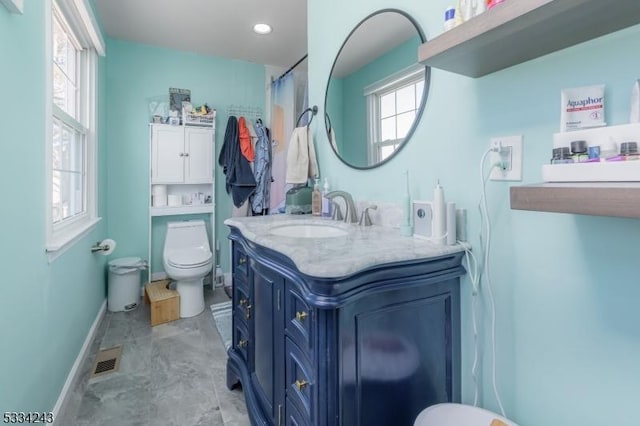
[{"left": 167, "top": 248, "right": 212, "bottom": 269}]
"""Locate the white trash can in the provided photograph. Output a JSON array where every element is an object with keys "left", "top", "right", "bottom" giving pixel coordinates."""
[{"left": 108, "top": 257, "right": 147, "bottom": 312}]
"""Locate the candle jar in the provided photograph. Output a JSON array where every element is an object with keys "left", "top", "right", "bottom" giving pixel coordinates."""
[
  {"left": 551, "top": 147, "right": 573, "bottom": 164},
  {"left": 620, "top": 141, "right": 640, "bottom": 160},
  {"left": 570, "top": 140, "right": 589, "bottom": 162}
]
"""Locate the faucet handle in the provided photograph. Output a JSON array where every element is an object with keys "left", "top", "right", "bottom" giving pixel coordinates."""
[
  {"left": 359, "top": 205, "right": 378, "bottom": 226},
  {"left": 331, "top": 202, "right": 343, "bottom": 221}
]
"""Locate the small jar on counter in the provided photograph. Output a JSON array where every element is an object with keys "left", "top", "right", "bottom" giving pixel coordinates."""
[
  {"left": 570, "top": 140, "right": 589, "bottom": 162},
  {"left": 551, "top": 147, "right": 573, "bottom": 164},
  {"left": 620, "top": 141, "right": 640, "bottom": 160}
]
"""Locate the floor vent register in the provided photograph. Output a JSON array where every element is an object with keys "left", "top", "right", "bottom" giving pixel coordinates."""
[{"left": 90, "top": 345, "right": 122, "bottom": 378}]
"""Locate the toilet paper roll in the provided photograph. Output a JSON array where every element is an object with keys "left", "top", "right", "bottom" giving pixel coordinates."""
[
  {"left": 167, "top": 194, "right": 182, "bottom": 207},
  {"left": 152, "top": 185, "right": 167, "bottom": 207},
  {"left": 100, "top": 239, "right": 116, "bottom": 256}
]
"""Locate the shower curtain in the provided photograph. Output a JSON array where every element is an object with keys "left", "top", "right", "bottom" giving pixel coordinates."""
[{"left": 270, "top": 70, "right": 308, "bottom": 212}]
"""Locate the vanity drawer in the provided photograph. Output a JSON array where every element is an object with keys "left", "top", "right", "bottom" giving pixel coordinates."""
[
  {"left": 285, "top": 285, "right": 313, "bottom": 353},
  {"left": 285, "top": 337, "right": 314, "bottom": 421},
  {"left": 232, "top": 318, "right": 250, "bottom": 362},
  {"left": 233, "top": 244, "right": 249, "bottom": 279},
  {"left": 233, "top": 283, "right": 252, "bottom": 322}
]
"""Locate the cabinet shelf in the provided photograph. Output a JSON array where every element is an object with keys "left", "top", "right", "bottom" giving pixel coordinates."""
[
  {"left": 418, "top": 0, "right": 640, "bottom": 77},
  {"left": 510, "top": 182, "right": 640, "bottom": 218},
  {"left": 150, "top": 204, "right": 213, "bottom": 217}
]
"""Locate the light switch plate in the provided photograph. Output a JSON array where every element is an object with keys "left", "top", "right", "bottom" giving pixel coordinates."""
[{"left": 490, "top": 135, "right": 523, "bottom": 181}]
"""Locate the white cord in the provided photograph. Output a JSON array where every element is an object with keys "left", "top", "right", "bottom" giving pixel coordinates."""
[
  {"left": 479, "top": 148, "right": 506, "bottom": 417},
  {"left": 462, "top": 248, "right": 480, "bottom": 406}
]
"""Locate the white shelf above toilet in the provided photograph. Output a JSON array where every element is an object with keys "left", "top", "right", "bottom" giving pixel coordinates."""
[{"left": 150, "top": 204, "right": 213, "bottom": 216}]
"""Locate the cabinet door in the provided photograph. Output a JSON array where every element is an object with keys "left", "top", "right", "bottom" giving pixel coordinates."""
[
  {"left": 184, "top": 127, "right": 213, "bottom": 183},
  {"left": 250, "top": 262, "right": 285, "bottom": 424},
  {"left": 151, "top": 125, "right": 184, "bottom": 183},
  {"left": 339, "top": 279, "right": 460, "bottom": 426}
]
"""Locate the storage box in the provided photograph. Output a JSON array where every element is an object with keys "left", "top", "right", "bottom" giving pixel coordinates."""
[{"left": 144, "top": 279, "right": 179, "bottom": 326}]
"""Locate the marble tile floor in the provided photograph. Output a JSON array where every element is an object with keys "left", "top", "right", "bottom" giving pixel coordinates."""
[{"left": 56, "top": 286, "right": 249, "bottom": 426}]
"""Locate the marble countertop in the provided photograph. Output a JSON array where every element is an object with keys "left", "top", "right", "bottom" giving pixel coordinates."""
[{"left": 224, "top": 215, "right": 467, "bottom": 278}]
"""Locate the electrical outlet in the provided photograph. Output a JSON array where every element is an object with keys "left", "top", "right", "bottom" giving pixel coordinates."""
[{"left": 490, "top": 135, "right": 523, "bottom": 181}]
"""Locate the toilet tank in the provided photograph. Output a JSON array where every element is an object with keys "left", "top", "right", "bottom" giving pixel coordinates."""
[{"left": 164, "top": 220, "right": 210, "bottom": 251}]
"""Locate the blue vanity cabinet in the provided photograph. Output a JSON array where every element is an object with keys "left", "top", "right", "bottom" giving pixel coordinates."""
[{"left": 226, "top": 227, "right": 465, "bottom": 426}]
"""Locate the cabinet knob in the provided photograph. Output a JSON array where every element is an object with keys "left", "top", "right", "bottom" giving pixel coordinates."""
[
  {"left": 295, "top": 311, "right": 308, "bottom": 322},
  {"left": 238, "top": 339, "right": 248, "bottom": 348},
  {"left": 238, "top": 298, "right": 249, "bottom": 307},
  {"left": 184, "top": 152, "right": 189, "bottom": 157},
  {"left": 238, "top": 256, "right": 247, "bottom": 265},
  {"left": 179, "top": 152, "right": 185, "bottom": 157},
  {"left": 294, "top": 379, "right": 308, "bottom": 391}
]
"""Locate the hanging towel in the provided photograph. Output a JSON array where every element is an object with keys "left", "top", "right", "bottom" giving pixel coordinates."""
[
  {"left": 218, "top": 116, "right": 256, "bottom": 207},
  {"left": 251, "top": 121, "right": 272, "bottom": 214},
  {"left": 285, "top": 126, "right": 318, "bottom": 184},
  {"left": 238, "top": 116, "right": 255, "bottom": 162}
]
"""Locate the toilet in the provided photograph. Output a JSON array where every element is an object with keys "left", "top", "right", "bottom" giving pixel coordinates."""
[
  {"left": 163, "top": 220, "right": 213, "bottom": 318},
  {"left": 414, "top": 403, "right": 518, "bottom": 426}
]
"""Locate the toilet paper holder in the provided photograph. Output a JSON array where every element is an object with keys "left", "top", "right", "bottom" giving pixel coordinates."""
[
  {"left": 91, "top": 241, "right": 111, "bottom": 253},
  {"left": 91, "top": 239, "right": 116, "bottom": 255}
]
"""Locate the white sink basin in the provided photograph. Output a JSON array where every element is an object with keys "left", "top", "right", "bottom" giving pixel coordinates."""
[{"left": 269, "top": 223, "right": 349, "bottom": 238}]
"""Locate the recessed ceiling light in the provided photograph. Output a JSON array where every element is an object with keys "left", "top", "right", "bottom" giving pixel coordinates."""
[{"left": 253, "top": 23, "right": 272, "bottom": 35}]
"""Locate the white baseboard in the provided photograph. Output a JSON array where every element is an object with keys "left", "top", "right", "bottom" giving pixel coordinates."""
[{"left": 50, "top": 300, "right": 107, "bottom": 425}]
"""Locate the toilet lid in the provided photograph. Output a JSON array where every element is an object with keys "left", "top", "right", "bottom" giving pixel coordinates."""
[{"left": 168, "top": 249, "right": 212, "bottom": 268}]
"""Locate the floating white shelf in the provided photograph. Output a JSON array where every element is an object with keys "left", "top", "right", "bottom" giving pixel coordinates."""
[
  {"left": 418, "top": 0, "right": 640, "bottom": 77},
  {"left": 150, "top": 204, "right": 213, "bottom": 217}
]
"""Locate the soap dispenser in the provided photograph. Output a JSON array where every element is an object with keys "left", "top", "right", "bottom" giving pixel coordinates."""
[
  {"left": 321, "top": 178, "right": 332, "bottom": 217},
  {"left": 312, "top": 178, "right": 322, "bottom": 216}
]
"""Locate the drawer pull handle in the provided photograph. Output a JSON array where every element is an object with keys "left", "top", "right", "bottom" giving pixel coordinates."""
[
  {"left": 294, "top": 379, "right": 308, "bottom": 391},
  {"left": 238, "top": 339, "right": 248, "bottom": 348},
  {"left": 238, "top": 257, "right": 247, "bottom": 265},
  {"left": 245, "top": 305, "right": 252, "bottom": 320},
  {"left": 295, "top": 311, "right": 308, "bottom": 322}
]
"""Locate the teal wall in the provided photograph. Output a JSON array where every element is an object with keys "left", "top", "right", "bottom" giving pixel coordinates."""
[
  {"left": 105, "top": 39, "right": 265, "bottom": 276},
  {"left": 0, "top": 1, "right": 108, "bottom": 412},
  {"left": 309, "top": 1, "right": 640, "bottom": 425},
  {"left": 340, "top": 36, "right": 421, "bottom": 164}
]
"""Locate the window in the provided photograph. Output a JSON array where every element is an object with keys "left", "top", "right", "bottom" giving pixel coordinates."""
[
  {"left": 47, "top": 0, "right": 105, "bottom": 258},
  {"left": 365, "top": 66, "right": 425, "bottom": 163}
]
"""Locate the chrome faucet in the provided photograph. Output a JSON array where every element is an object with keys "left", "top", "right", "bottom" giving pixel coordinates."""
[
  {"left": 325, "top": 191, "right": 357, "bottom": 223},
  {"left": 359, "top": 205, "right": 377, "bottom": 226}
]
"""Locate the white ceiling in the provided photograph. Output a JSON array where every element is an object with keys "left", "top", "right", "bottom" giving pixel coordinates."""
[
  {"left": 94, "top": 2, "right": 419, "bottom": 79},
  {"left": 94, "top": 0, "right": 308, "bottom": 69}
]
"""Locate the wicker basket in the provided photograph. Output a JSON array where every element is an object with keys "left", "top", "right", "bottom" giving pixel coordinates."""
[{"left": 184, "top": 109, "right": 216, "bottom": 127}]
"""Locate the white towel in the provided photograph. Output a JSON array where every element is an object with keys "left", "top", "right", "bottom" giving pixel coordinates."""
[{"left": 286, "top": 126, "right": 318, "bottom": 184}]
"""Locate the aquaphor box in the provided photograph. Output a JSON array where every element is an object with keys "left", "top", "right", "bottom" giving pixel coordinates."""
[{"left": 413, "top": 201, "right": 433, "bottom": 239}]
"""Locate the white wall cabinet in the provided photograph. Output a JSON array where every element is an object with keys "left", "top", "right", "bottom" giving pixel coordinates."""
[
  {"left": 148, "top": 122, "right": 216, "bottom": 281},
  {"left": 151, "top": 125, "right": 213, "bottom": 184}
]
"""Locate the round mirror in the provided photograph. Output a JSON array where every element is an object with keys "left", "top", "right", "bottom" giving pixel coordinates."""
[{"left": 324, "top": 9, "right": 429, "bottom": 169}]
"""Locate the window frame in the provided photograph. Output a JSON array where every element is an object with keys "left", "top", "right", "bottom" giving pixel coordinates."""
[
  {"left": 45, "top": 0, "right": 105, "bottom": 261},
  {"left": 365, "top": 64, "right": 426, "bottom": 164}
]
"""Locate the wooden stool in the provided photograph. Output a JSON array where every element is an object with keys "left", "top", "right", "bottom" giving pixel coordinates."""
[{"left": 144, "top": 279, "right": 179, "bottom": 326}]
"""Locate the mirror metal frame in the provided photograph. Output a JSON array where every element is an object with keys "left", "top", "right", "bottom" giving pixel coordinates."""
[{"left": 324, "top": 8, "right": 430, "bottom": 170}]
